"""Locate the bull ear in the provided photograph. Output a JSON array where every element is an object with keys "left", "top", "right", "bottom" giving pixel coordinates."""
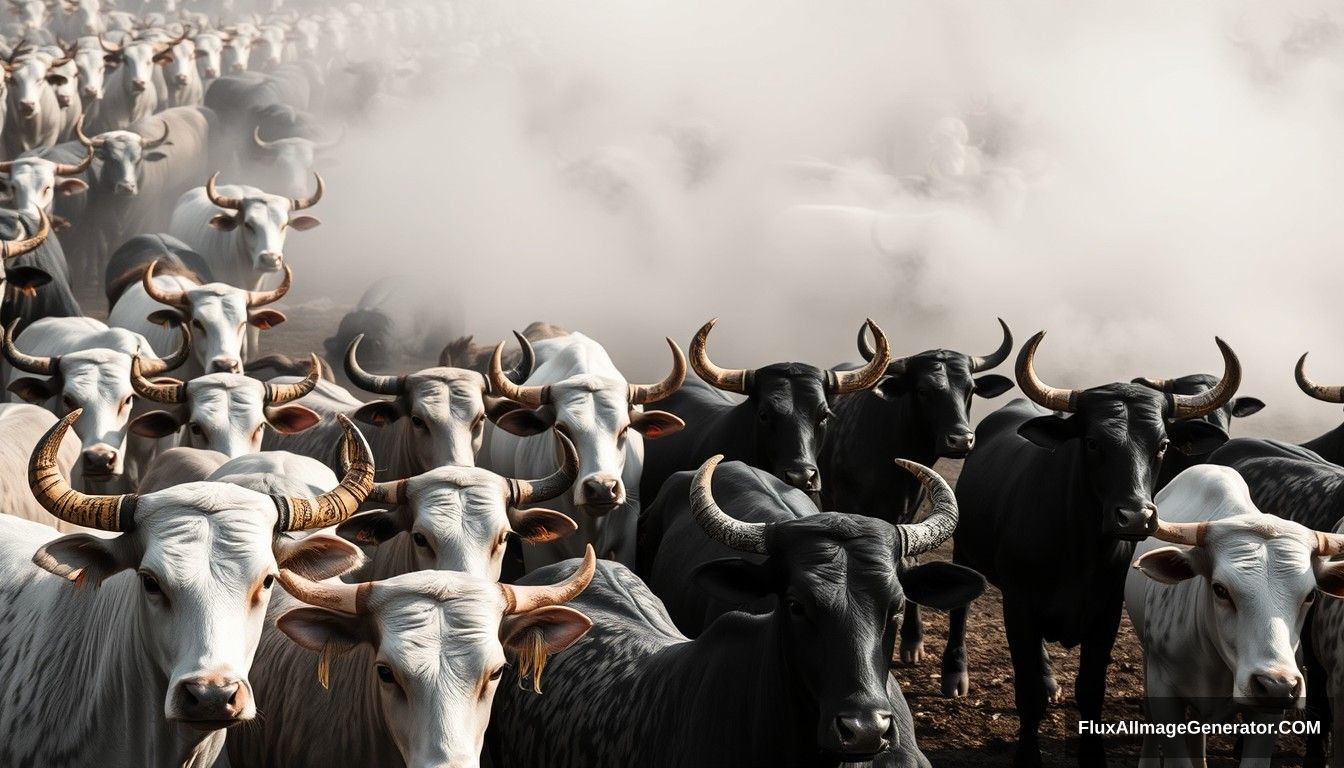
[
  {"left": 1231, "top": 397, "right": 1266, "bottom": 419},
  {"left": 266, "top": 404, "right": 320, "bottom": 434},
  {"left": 1316, "top": 561, "right": 1344, "bottom": 599},
  {"left": 6, "top": 265, "right": 52, "bottom": 290},
  {"left": 869, "top": 375, "right": 907, "bottom": 402},
  {"left": 512, "top": 508, "right": 577, "bottom": 543},
  {"left": 485, "top": 397, "right": 524, "bottom": 423},
  {"left": 899, "top": 561, "right": 986, "bottom": 611},
  {"left": 351, "top": 400, "right": 402, "bottom": 427},
  {"left": 629, "top": 410, "right": 684, "bottom": 439},
  {"left": 1017, "top": 414, "right": 1083, "bottom": 450},
  {"left": 208, "top": 213, "right": 238, "bottom": 231},
  {"left": 33, "top": 533, "right": 135, "bottom": 587},
  {"left": 501, "top": 605, "right": 593, "bottom": 658},
  {"left": 335, "top": 509, "right": 404, "bottom": 546},
  {"left": 277, "top": 607, "right": 366, "bottom": 655},
  {"left": 56, "top": 178, "right": 88, "bottom": 196},
  {"left": 275, "top": 532, "right": 364, "bottom": 580},
  {"left": 7, "top": 377, "right": 55, "bottom": 404},
  {"left": 144, "top": 150, "right": 169, "bottom": 162},
  {"left": 493, "top": 407, "right": 554, "bottom": 437},
  {"left": 289, "top": 215, "right": 321, "bottom": 231},
  {"left": 248, "top": 309, "right": 286, "bottom": 329},
  {"left": 692, "top": 557, "right": 778, "bottom": 604},
  {"left": 146, "top": 309, "right": 183, "bottom": 327},
  {"left": 1133, "top": 546, "right": 1200, "bottom": 585},
  {"left": 973, "top": 374, "right": 1013, "bottom": 399},
  {"left": 129, "top": 409, "right": 182, "bottom": 438},
  {"left": 1166, "top": 420, "right": 1228, "bottom": 456}
]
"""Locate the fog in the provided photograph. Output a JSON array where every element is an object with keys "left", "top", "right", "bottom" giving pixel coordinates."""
[{"left": 290, "top": 0, "right": 1344, "bottom": 439}]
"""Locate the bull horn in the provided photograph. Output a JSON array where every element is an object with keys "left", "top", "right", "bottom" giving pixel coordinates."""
[
  {"left": 142, "top": 120, "right": 170, "bottom": 149},
  {"left": 893, "top": 458, "right": 958, "bottom": 557},
  {"left": 252, "top": 125, "right": 276, "bottom": 149},
  {"left": 129, "top": 356, "right": 185, "bottom": 404},
  {"left": 0, "top": 159, "right": 13, "bottom": 173},
  {"left": 142, "top": 259, "right": 189, "bottom": 308},
  {"left": 1296, "top": 353, "right": 1344, "bottom": 404},
  {"left": 690, "top": 319, "right": 751, "bottom": 394},
  {"left": 1315, "top": 531, "right": 1344, "bottom": 557},
  {"left": 245, "top": 264, "right": 291, "bottom": 307},
  {"left": 3, "top": 318, "right": 57, "bottom": 375},
  {"left": 628, "top": 337, "right": 686, "bottom": 405},
  {"left": 288, "top": 172, "right": 323, "bottom": 211},
  {"left": 264, "top": 353, "right": 320, "bottom": 404},
  {"left": 75, "top": 116, "right": 104, "bottom": 148},
  {"left": 1167, "top": 338, "right": 1241, "bottom": 419},
  {"left": 858, "top": 323, "right": 910, "bottom": 376},
  {"left": 1015, "top": 331, "right": 1080, "bottom": 413},
  {"left": 1151, "top": 519, "right": 1208, "bottom": 547},
  {"left": 367, "top": 478, "right": 406, "bottom": 506},
  {"left": 276, "top": 568, "right": 370, "bottom": 615},
  {"left": 507, "top": 432, "right": 578, "bottom": 507},
  {"left": 505, "top": 330, "right": 535, "bottom": 385},
  {"left": 98, "top": 34, "right": 122, "bottom": 53},
  {"left": 969, "top": 317, "right": 1014, "bottom": 373},
  {"left": 134, "top": 324, "right": 191, "bottom": 377},
  {"left": 154, "top": 25, "right": 189, "bottom": 54},
  {"left": 54, "top": 123, "right": 94, "bottom": 175},
  {"left": 274, "top": 414, "right": 374, "bottom": 531},
  {"left": 829, "top": 319, "right": 891, "bottom": 394},
  {"left": 1132, "top": 376, "right": 1172, "bottom": 391},
  {"left": 500, "top": 544, "right": 596, "bottom": 615},
  {"left": 47, "top": 50, "right": 73, "bottom": 68},
  {"left": 205, "top": 172, "right": 242, "bottom": 209},
  {"left": 489, "top": 341, "right": 550, "bottom": 407},
  {"left": 1, "top": 209, "right": 50, "bottom": 260},
  {"left": 344, "top": 335, "right": 403, "bottom": 395},
  {"left": 28, "top": 410, "right": 137, "bottom": 532},
  {"left": 689, "top": 455, "right": 768, "bottom": 554}
]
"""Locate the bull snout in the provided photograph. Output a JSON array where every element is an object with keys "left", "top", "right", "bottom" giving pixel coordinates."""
[
  {"left": 209, "top": 357, "right": 242, "bottom": 374},
  {"left": 113, "top": 180, "right": 138, "bottom": 196},
  {"left": 1104, "top": 503, "right": 1157, "bottom": 540},
  {"left": 1239, "top": 669, "right": 1305, "bottom": 710},
  {"left": 783, "top": 466, "right": 821, "bottom": 493},
  {"left": 204, "top": 68, "right": 218, "bottom": 79},
  {"left": 169, "top": 673, "right": 251, "bottom": 729},
  {"left": 17, "top": 100, "right": 35, "bottom": 117},
  {"left": 131, "top": 79, "right": 146, "bottom": 92},
  {"left": 578, "top": 475, "right": 624, "bottom": 511},
  {"left": 258, "top": 251, "right": 283, "bottom": 271},
  {"left": 826, "top": 710, "right": 895, "bottom": 757},
  {"left": 82, "top": 86, "right": 100, "bottom": 99},
  {"left": 174, "top": 73, "right": 190, "bottom": 85},
  {"left": 942, "top": 431, "right": 975, "bottom": 458},
  {"left": 81, "top": 446, "right": 118, "bottom": 476}
]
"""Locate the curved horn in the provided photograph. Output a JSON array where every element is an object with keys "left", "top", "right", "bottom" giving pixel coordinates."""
[
  {"left": 489, "top": 341, "right": 550, "bottom": 407},
  {"left": 504, "top": 330, "right": 535, "bottom": 385},
  {"left": 142, "top": 120, "right": 170, "bottom": 149},
  {"left": 366, "top": 478, "right": 406, "bottom": 506},
  {"left": 47, "top": 50, "right": 73, "bottom": 68},
  {"left": 500, "top": 544, "right": 596, "bottom": 615},
  {"left": 142, "top": 259, "right": 189, "bottom": 308},
  {"left": 3, "top": 318, "right": 57, "bottom": 375},
  {"left": 205, "top": 171, "right": 242, "bottom": 209},
  {"left": 969, "top": 317, "right": 1014, "bottom": 373},
  {"left": 1296, "top": 353, "right": 1344, "bottom": 404},
  {"left": 1150, "top": 519, "right": 1208, "bottom": 547},
  {"left": 858, "top": 322, "right": 911, "bottom": 375},
  {"left": 1014, "top": 331, "right": 1080, "bottom": 413},
  {"left": 75, "top": 115, "right": 104, "bottom": 148},
  {"left": 245, "top": 264, "right": 290, "bottom": 307},
  {"left": 893, "top": 458, "right": 958, "bottom": 557},
  {"left": 54, "top": 120, "right": 93, "bottom": 175},
  {"left": 829, "top": 319, "right": 891, "bottom": 394},
  {"left": 28, "top": 410, "right": 137, "bottom": 531},
  {"left": 276, "top": 568, "right": 370, "bottom": 614},
  {"left": 1132, "top": 376, "right": 1173, "bottom": 391},
  {"left": 628, "top": 337, "right": 686, "bottom": 405},
  {"left": 507, "top": 432, "right": 578, "bottom": 507},
  {"left": 344, "top": 334, "right": 403, "bottom": 395},
  {"left": 134, "top": 323, "right": 191, "bottom": 377},
  {"left": 98, "top": 34, "right": 122, "bottom": 53},
  {"left": 251, "top": 125, "right": 276, "bottom": 149},
  {"left": 154, "top": 25, "right": 189, "bottom": 54},
  {"left": 690, "top": 319, "right": 751, "bottom": 394},
  {"left": 288, "top": 172, "right": 323, "bottom": 211},
  {"left": 129, "top": 355, "right": 184, "bottom": 403},
  {"left": 274, "top": 414, "right": 374, "bottom": 531},
  {"left": 1, "top": 209, "right": 50, "bottom": 260},
  {"left": 263, "top": 353, "right": 320, "bottom": 404},
  {"left": 689, "top": 455, "right": 768, "bottom": 554},
  {"left": 1315, "top": 530, "right": 1344, "bottom": 557},
  {"left": 1168, "top": 338, "right": 1241, "bottom": 419}
]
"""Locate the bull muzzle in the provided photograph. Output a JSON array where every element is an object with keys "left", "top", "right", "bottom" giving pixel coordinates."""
[
  {"left": 168, "top": 673, "right": 252, "bottom": 729},
  {"left": 209, "top": 356, "right": 242, "bottom": 374},
  {"left": 81, "top": 445, "right": 119, "bottom": 477},
  {"left": 1105, "top": 503, "right": 1157, "bottom": 540},
  {"left": 782, "top": 465, "right": 821, "bottom": 494},
  {"left": 941, "top": 431, "right": 976, "bottom": 458},
  {"left": 824, "top": 709, "right": 896, "bottom": 758},
  {"left": 257, "top": 251, "right": 283, "bottom": 271},
  {"left": 1236, "top": 669, "right": 1305, "bottom": 711},
  {"left": 577, "top": 475, "right": 623, "bottom": 511}
]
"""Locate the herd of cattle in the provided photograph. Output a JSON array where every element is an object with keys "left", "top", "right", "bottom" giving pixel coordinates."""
[{"left": 0, "top": 2, "right": 1343, "bottom": 768}]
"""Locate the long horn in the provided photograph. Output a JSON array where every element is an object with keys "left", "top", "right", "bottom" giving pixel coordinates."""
[
  {"left": 142, "top": 259, "right": 189, "bottom": 308},
  {"left": 969, "top": 317, "right": 1014, "bottom": 373},
  {"left": 500, "top": 544, "right": 596, "bottom": 615},
  {"left": 344, "top": 334, "right": 403, "bottom": 395},
  {"left": 276, "top": 568, "right": 370, "bottom": 614},
  {"left": 54, "top": 120, "right": 93, "bottom": 174},
  {"left": 28, "top": 410, "right": 137, "bottom": 531},
  {"left": 1014, "top": 331, "right": 1080, "bottom": 413},
  {"left": 98, "top": 34, "right": 122, "bottom": 53},
  {"left": 264, "top": 353, "right": 320, "bottom": 404},
  {"left": 1168, "top": 338, "right": 1241, "bottom": 419},
  {"left": 1151, "top": 519, "right": 1208, "bottom": 547},
  {"left": 628, "top": 337, "right": 686, "bottom": 405},
  {"left": 245, "top": 264, "right": 291, "bottom": 307},
  {"left": 288, "top": 172, "right": 323, "bottom": 211},
  {"left": 690, "top": 319, "right": 751, "bottom": 394},
  {"left": 505, "top": 330, "right": 534, "bottom": 385},
  {"left": 1, "top": 209, "right": 50, "bottom": 260},
  {"left": 1315, "top": 530, "right": 1344, "bottom": 557},
  {"left": 507, "top": 432, "right": 578, "bottom": 507},
  {"left": 75, "top": 116, "right": 104, "bottom": 148},
  {"left": 274, "top": 414, "right": 374, "bottom": 531},
  {"left": 135, "top": 324, "right": 191, "bottom": 376},
  {"left": 489, "top": 341, "right": 550, "bottom": 407},
  {"left": 1296, "top": 353, "right": 1344, "bottom": 404},
  {"left": 893, "top": 458, "right": 958, "bottom": 557},
  {"left": 205, "top": 171, "right": 242, "bottom": 209},
  {"left": 689, "top": 455, "right": 768, "bottom": 554},
  {"left": 3, "top": 318, "right": 57, "bottom": 375},
  {"left": 129, "top": 355, "right": 184, "bottom": 403},
  {"left": 142, "top": 120, "right": 170, "bottom": 149},
  {"left": 367, "top": 478, "right": 406, "bottom": 506},
  {"left": 829, "top": 319, "right": 891, "bottom": 394},
  {"left": 857, "top": 322, "right": 911, "bottom": 375},
  {"left": 251, "top": 125, "right": 276, "bottom": 149}
]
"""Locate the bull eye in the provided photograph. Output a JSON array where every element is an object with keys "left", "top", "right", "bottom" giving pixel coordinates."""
[
  {"left": 489, "top": 667, "right": 504, "bottom": 682},
  {"left": 410, "top": 415, "right": 426, "bottom": 430},
  {"left": 1305, "top": 591, "right": 1317, "bottom": 605},
  {"left": 1212, "top": 583, "right": 1232, "bottom": 603},
  {"left": 1156, "top": 439, "right": 1170, "bottom": 457},
  {"left": 140, "top": 573, "right": 162, "bottom": 596},
  {"left": 412, "top": 532, "right": 430, "bottom": 549},
  {"left": 262, "top": 574, "right": 275, "bottom": 589},
  {"left": 188, "top": 422, "right": 203, "bottom": 436},
  {"left": 375, "top": 663, "right": 395, "bottom": 684}
]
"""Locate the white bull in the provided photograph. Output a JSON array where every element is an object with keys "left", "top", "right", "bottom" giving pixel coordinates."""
[
  {"left": 1125, "top": 465, "right": 1344, "bottom": 766},
  {"left": 2, "top": 49, "right": 75, "bottom": 158},
  {"left": 87, "top": 32, "right": 186, "bottom": 134},
  {"left": 0, "top": 144, "right": 91, "bottom": 219},
  {"left": 0, "top": 410, "right": 373, "bottom": 768},
  {"left": 482, "top": 330, "right": 686, "bottom": 570}
]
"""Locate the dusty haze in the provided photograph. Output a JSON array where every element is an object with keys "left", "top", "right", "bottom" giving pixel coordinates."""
[{"left": 282, "top": 0, "right": 1344, "bottom": 440}]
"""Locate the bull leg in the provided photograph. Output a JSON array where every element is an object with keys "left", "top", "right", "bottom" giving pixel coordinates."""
[
  {"left": 1041, "top": 645, "right": 1061, "bottom": 703},
  {"left": 1139, "top": 675, "right": 1193, "bottom": 768},
  {"left": 899, "top": 604, "right": 925, "bottom": 664},
  {"left": 1075, "top": 605, "right": 1123, "bottom": 768},
  {"left": 1238, "top": 711, "right": 1278, "bottom": 767},
  {"left": 940, "top": 603, "right": 970, "bottom": 697},
  {"left": 1003, "top": 596, "right": 1046, "bottom": 768}
]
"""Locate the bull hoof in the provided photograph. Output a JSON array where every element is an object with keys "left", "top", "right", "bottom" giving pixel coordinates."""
[
  {"left": 900, "top": 641, "right": 925, "bottom": 664},
  {"left": 941, "top": 670, "right": 969, "bottom": 698},
  {"left": 1045, "top": 677, "right": 1062, "bottom": 703}
]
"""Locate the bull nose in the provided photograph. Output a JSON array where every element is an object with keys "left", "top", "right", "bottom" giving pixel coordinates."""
[
  {"left": 784, "top": 467, "right": 820, "bottom": 493},
  {"left": 944, "top": 432, "right": 975, "bottom": 456},
  {"left": 131, "top": 79, "right": 146, "bottom": 91},
  {"left": 18, "top": 100, "right": 35, "bottom": 115},
  {"left": 580, "top": 477, "right": 622, "bottom": 507},
  {"left": 204, "top": 68, "right": 218, "bottom": 78},
  {"left": 1249, "top": 671, "right": 1304, "bottom": 704},
  {"left": 258, "top": 251, "right": 283, "bottom": 270},
  {"left": 1108, "top": 504, "right": 1157, "bottom": 539},
  {"left": 81, "top": 446, "right": 117, "bottom": 474},
  {"left": 172, "top": 675, "right": 248, "bottom": 727},
  {"left": 114, "top": 181, "right": 137, "bottom": 195},
  {"left": 175, "top": 74, "right": 189, "bottom": 85},
  {"left": 209, "top": 357, "right": 242, "bottom": 374},
  {"left": 830, "top": 710, "right": 894, "bottom": 755},
  {"left": 82, "top": 86, "right": 98, "bottom": 98}
]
